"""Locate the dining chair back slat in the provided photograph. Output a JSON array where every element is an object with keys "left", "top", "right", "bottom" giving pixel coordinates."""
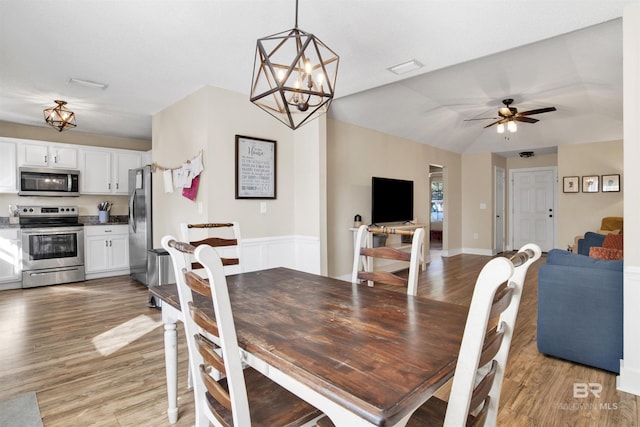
[
  {"left": 478, "top": 326, "right": 504, "bottom": 368},
  {"left": 195, "top": 334, "right": 226, "bottom": 375}
]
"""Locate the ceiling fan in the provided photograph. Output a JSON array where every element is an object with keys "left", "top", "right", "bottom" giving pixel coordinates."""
[{"left": 466, "top": 99, "right": 557, "bottom": 132}]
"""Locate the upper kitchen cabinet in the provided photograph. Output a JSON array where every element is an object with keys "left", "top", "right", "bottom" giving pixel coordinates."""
[
  {"left": 79, "top": 148, "right": 142, "bottom": 195},
  {"left": 0, "top": 139, "right": 17, "bottom": 192},
  {"left": 19, "top": 142, "right": 77, "bottom": 169}
]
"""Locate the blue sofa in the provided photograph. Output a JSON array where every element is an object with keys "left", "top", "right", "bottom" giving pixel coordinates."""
[{"left": 537, "top": 249, "right": 623, "bottom": 373}]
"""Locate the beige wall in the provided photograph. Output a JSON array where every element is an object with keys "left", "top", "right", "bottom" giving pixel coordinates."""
[
  {"left": 0, "top": 121, "right": 151, "bottom": 151},
  {"left": 619, "top": 3, "right": 640, "bottom": 394},
  {"left": 152, "top": 86, "right": 326, "bottom": 271},
  {"left": 557, "top": 140, "right": 623, "bottom": 248},
  {"left": 461, "top": 152, "right": 494, "bottom": 251},
  {"left": 326, "top": 119, "right": 462, "bottom": 278}
]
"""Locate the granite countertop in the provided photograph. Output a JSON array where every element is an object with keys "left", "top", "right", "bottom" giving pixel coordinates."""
[
  {"left": 0, "top": 215, "right": 129, "bottom": 228},
  {"left": 80, "top": 215, "right": 129, "bottom": 226},
  {"left": 0, "top": 218, "right": 20, "bottom": 229}
]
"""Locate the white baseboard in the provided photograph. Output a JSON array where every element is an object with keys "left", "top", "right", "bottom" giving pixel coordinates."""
[
  {"left": 618, "top": 266, "right": 640, "bottom": 396},
  {"left": 461, "top": 248, "right": 494, "bottom": 256},
  {"left": 86, "top": 268, "right": 130, "bottom": 280}
]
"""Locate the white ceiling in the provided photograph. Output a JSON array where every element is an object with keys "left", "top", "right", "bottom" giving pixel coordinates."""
[{"left": 0, "top": 1, "right": 635, "bottom": 156}]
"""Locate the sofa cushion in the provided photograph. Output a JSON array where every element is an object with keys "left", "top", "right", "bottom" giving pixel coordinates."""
[
  {"left": 603, "top": 233, "right": 624, "bottom": 250},
  {"left": 546, "top": 249, "right": 623, "bottom": 271},
  {"left": 577, "top": 232, "right": 607, "bottom": 256},
  {"left": 589, "top": 246, "right": 624, "bottom": 260},
  {"left": 600, "top": 216, "right": 623, "bottom": 232}
]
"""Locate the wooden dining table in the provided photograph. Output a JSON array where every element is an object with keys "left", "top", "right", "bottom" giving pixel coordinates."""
[{"left": 149, "top": 267, "right": 468, "bottom": 427}]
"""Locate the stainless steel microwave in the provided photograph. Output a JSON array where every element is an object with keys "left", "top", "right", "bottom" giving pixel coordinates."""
[{"left": 18, "top": 167, "right": 80, "bottom": 197}]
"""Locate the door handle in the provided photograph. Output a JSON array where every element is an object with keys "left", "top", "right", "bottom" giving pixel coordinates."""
[{"left": 129, "top": 192, "right": 136, "bottom": 233}]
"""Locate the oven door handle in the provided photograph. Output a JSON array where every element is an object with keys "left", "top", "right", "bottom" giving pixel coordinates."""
[{"left": 129, "top": 191, "right": 137, "bottom": 233}]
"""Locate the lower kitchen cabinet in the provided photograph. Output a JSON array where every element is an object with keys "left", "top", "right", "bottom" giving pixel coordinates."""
[
  {"left": 85, "top": 225, "right": 130, "bottom": 279},
  {"left": 0, "top": 228, "right": 21, "bottom": 290}
]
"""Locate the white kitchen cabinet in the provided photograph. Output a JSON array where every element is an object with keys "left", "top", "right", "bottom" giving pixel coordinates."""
[
  {"left": 19, "top": 142, "right": 77, "bottom": 169},
  {"left": 79, "top": 148, "right": 141, "bottom": 195},
  {"left": 79, "top": 149, "right": 111, "bottom": 194},
  {"left": 0, "top": 139, "right": 17, "bottom": 193},
  {"left": 84, "top": 225, "right": 130, "bottom": 279},
  {"left": 113, "top": 151, "right": 142, "bottom": 194},
  {"left": 0, "top": 228, "right": 21, "bottom": 290}
]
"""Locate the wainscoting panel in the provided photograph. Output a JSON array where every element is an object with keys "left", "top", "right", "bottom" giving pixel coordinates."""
[{"left": 241, "top": 235, "right": 320, "bottom": 274}]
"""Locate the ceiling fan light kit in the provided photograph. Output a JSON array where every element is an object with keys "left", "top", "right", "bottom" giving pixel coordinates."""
[
  {"left": 250, "top": 0, "right": 339, "bottom": 130},
  {"left": 43, "top": 100, "right": 76, "bottom": 132}
]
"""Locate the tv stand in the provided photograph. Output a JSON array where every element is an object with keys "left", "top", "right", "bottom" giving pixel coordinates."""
[{"left": 350, "top": 223, "right": 427, "bottom": 272}]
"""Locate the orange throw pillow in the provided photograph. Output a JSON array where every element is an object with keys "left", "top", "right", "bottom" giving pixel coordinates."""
[
  {"left": 603, "top": 234, "right": 624, "bottom": 250},
  {"left": 589, "top": 246, "right": 624, "bottom": 260}
]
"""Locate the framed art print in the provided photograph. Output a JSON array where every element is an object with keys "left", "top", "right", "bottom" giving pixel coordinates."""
[
  {"left": 582, "top": 175, "right": 599, "bottom": 193},
  {"left": 235, "top": 135, "right": 277, "bottom": 199},
  {"left": 602, "top": 174, "right": 620, "bottom": 192},
  {"left": 563, "top": 176, "right": 579, "bottom": 193}
]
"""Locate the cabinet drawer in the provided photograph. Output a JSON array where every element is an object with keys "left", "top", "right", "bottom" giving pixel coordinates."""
[{"left": 85, "top": 224, "right": 128, "bottom": 236}]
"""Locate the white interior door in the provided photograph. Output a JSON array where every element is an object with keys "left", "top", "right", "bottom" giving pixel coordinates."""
[
  {"left": 494, "top": 167, "right": 505, "bottom": 254},
  {"left": 511, "top": 167, "right": 556, "bottom": 252}
]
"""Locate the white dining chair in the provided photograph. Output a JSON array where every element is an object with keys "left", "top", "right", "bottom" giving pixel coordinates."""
[
  {"left": 180, "top": 222, "right": 242, "bottom": 276},
  {"left": 407, "top": 243, "right": 541, "bottom": 427},
  {"left": 162, "top": 235, "right": 327, "bottom": 427},
  {"left": 352, "top": 224, "right": 425, "bottom": 296}
]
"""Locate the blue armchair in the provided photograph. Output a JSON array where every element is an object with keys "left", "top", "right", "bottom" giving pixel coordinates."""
[{"left": 537, "top": 249, "right": 623, "bottom": 373}]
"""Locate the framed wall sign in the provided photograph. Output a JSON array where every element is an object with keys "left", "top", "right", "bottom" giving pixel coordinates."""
[
  {"left": 582, "top": 175, "right": 599, "bottom": 193},
  {"left": 563, "top": 176, "right": 579, "bottom": 193},
  {"left": 235, "top": 135, "right": 277, "bottom": 199},
  {"left": 602, "top": 174, "right": 620, "bottom": 192}
]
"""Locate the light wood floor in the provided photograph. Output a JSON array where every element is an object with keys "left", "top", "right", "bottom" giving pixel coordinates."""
[{"left": 0, "top": 254, "right": 637, "bottom": 426}]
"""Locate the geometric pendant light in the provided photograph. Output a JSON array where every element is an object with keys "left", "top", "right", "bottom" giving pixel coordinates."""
[
  {"left": 43, "top": 100, "right": 77, "bottom": 132},
  {"left": 250, "top": 0, "right": 339, "bottom": 130}
]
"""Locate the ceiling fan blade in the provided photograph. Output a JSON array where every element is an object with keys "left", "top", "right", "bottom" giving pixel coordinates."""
[
  {"left": 519, "top": 106, "right": 557, "bottom": 116},
  {"left": 483, "top": 120, "right": 503, "bottom": 128},
  {"left": 464, "top": 117, "right": 500, "bottom": 121},
  {"left": 515, "top": 116, "right": 539, "bottom": 124}
]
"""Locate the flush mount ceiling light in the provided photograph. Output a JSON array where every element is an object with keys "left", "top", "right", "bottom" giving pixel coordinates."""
[
  {"left": 387, "top": 59, "right": 424, "bottom": 75},
  {"left": 250, "top": 0, "right": 339, "bottom": 130},
  {"left": 43, "top": 100, "right": 76, "bottom": 132},
  {"left": 67, "top": 77, "right": 109, "bottom": 90}
]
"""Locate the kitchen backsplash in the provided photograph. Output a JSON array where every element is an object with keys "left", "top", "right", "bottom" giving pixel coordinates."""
[{"left": 0, "top": 194, "right": 130, "bottom": 217}]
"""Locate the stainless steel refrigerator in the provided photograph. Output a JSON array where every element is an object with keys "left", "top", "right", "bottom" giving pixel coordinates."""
[{"left": 129, "top": 165, "right": 153, "bottom": 286}]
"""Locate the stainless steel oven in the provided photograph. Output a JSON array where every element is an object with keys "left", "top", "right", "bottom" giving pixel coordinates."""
[{"left": 19, "top": 206, "right": 85, "bottom": 288}]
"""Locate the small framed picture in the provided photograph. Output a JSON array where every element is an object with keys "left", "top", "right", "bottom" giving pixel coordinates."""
[
  {"left": 582, "top": 175, "right": 599, "bottom": 193},
  {"left": 563, "top": 176, "right": 579, "bottom": 193},
  {"left": 602, "top": 174, "right": 620, "bottom": 192}
]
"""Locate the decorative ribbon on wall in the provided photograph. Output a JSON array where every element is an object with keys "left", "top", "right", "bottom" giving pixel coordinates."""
[{"left": 151, "top": 150, "right": 204, "bottom": 200}]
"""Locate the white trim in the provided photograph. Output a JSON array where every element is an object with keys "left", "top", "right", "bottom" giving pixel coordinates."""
[
  {"left": 86, "top": 268, "right": 130, "bottom": 280},
  {"left": 618, "top": 266, "right": 640, "bottom": 395},
  {"left": 462, "top": 248, "right": 494, "bottom": 256},
  {"left": 494, "top": 166, "right": 506, "bottom": 254}
]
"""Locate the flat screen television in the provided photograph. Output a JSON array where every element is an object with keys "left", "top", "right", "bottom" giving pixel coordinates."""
[{"left": 371, "top": 177, "right": 414, "bottom": 224}]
